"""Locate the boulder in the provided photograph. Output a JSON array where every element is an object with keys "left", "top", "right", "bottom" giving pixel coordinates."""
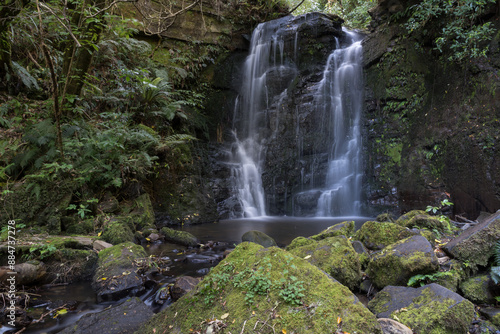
[
  {"left": 395, "top": 210, "right": 427, "bottom": 225},
  {"left": 442, "top": 210, "right": 500, "bottom": 271},
  {"left": 479, "top": 307, "right": 500, "bottom": 327},
  {"left": 398, "top": 213, "right": 450, "bottom": 234},
  {"left": 100, "top": 217, "right": 135, "bottom": 245},
  {"left": 92, "top": 242, "right": 147, "bottom": 301},
  {"left": 459, "top": 274, "right": 497, "bottom": 304},
  {"left": 241, "top": 230, "right": 277, "bottom": 248},
  {"left": 355, "top": 220, "right": 414, "bottom": 250},
  {"left": 289, "top": 235, "right": 362, "bottom": 291},
  {"left": 58, "top": 297, "right": 153, "bottom": 334},
  {"left": 310, "top": 221, "right": 355, "bottom": 240},
  {"left": 377, "top": 318, "right": 412, "bottom": 334},
  {"left": 351, "top": 240, "right": 370, "bottom": 268},
  {"left": 367, "top": 235, "right": 439, "bottom": 288},
  {"left": 285, "top": 236, "right": 315, "bottom": 251},
  {"left": 97, "top": 193, "right": 120, "bottom": 214},
  {"left": 368, "top": 283, "right": 475, "bottom": 334},
  {"left": 170, "top": 276, "right": 201, "bottom": 301},
  {"left": 139, "top": 242, "right": 382, "bottom": 333},
  {"left": 1, "top": 261, "right": 46, "bottom": 285},
  {"left": 93, "top": 239, "right": 113, "bottom": 251},
  {"left": 161, "top": 227, "right": 198, "bottom": 247}
]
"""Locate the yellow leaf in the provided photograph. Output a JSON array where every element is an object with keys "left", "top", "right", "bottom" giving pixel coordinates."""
[
  {"left": 282, "top": 329, "right": 287, "bottom": 334},
  {"left": 221, "top": 313, "right": 229, "bottom": 320},
  {"left": 98, "top": 231, "right": 102, "bottom": 237},
  {"left": 252, "top": 311, "right": 255, "bottom": 315},
  {"left": 101, "top": 277, "right": 107, "bottom": 281},
  {"left": 337, "top": 316, "right": 342, "bottom": 324},
  {"left": 146, "top": 238, "right": 151, "bottom": 241},
  {"left": 304, "top": 255, "right": 311, "bottom": 260},
  {"left": 57, "top": 309, "right": 68, "bottom": 315}
]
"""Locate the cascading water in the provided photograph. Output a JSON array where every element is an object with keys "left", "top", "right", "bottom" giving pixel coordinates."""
[
  {"left": 228, "top": 13, "right": 364, "bottom": 218},
  {"left": 315, "top": 31, "right": 364, "bottom": 216},
  {"left": 230, "top": 17, "right": 294, "bottom": 218}
]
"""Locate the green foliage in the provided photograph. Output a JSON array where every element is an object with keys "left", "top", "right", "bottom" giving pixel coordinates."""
[
  {"left": 403, "top": 0, "right": 496, "bottom": 62},
  {"left": 278, "top": 275, "right": 305, "bottom": 306},
  {"left": 23, "top": 243, "right": 57, "bottom": 261},
  {"left": 490, "top": 240, "right": 500, "bottom": 284},
  {"left": 407, "top": 271, "right": 454, "bottom": 287}
]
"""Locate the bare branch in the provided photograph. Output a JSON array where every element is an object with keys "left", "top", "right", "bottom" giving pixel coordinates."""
[{"left": 85, "top": 0, "right": 138, "bottom": 18}]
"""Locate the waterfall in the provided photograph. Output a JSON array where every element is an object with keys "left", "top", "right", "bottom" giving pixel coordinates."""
[
  {"left": 228, "top": 14, "right": 364, "bottom": 218},
  {"left": 315, "top": 31, "right": 364, "bottom": 216},
  {"left": 230, "top": 17, "right": 292, "bottom": 218}
]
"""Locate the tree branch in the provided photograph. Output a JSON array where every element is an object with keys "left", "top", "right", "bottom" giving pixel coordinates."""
[{"left": 38, "top": 1, "right": 81, "bottom": 47}]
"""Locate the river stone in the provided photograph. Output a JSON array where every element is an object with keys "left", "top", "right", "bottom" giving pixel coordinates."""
[
  {"left": 241, "top": 230, "right": 277, "bottom": 248},
  {"left": 398, "top": 213, "right": 450, "bottom": 234},
  {"left": 2, "top": 261, "right": 46, "bottom": 285},
  {"left": 367, "top": 235, "right": 439, "bottom": 288},
  {"left": 289, "top": 235, "right": 362, "bottom": 291},
  {"left": 310, "top": 221, "right": 355, "bottom": 240},
  {"left": 139, "top": 242, "right": 382, "bottom": 333},
  {"left": 355, "top": 220, "right": 414, "bottom": 250},
  {"left": 58, "top": 297, "right": 153, "bottom": 334},
  {"left": 93, "top": 239, "right": 113, "bottom": 251},
  {"left": 395, "top": 210, "right": 427, "bottom": 225},
  {"left": 442, "top": 210, "right": 500, "bottom": 271},
  {"left": 368, "top": 283, "right": 475, "bottom": 334},
  {"left": 92, "top": 242, "right": 147, "bottom": 301},
  {"left": 377, "top": 318, "right": 412, "bottom": 334},
  {"left": 479, "top": 307, "right": 500, "bottom": 327},
  {"left": 161, "top": 227, "right": 198, "bottom": 247},
  {"left": 170, "top": 276, "right": 201, "bottom": 301}
]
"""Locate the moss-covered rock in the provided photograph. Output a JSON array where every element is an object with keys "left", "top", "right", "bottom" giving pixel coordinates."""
[
  {"left": 139, "top": 242, "right": 382, "bottom": 333},
  {"left": 398, "top": 213, "right": 451, "bottom": 234},
  {"left": 310, "top": 221, "right": 355, "bottom": 240},
  {"left": 459, "top": 274, "right": 496, "bottom": 304},
  {"left": 376, "top": 213, "right": 396, "bottom": 223},
  {"left": 286, "top": 236, "right": 316, "bottom": 251},
  {"left": 433, "top": 261, "right": 466, "bottom": 293},
  {"left": 45, "top": 249, "right": 98, "bottom": 283},
  {"left": 241, "top": 230, "right": 277, "bottom": 248},
  {"left": 443, "top": 211, "right": 500, "bottom": 272},
  {"left": 129, "top": 193, "right": 155, "bottom": 231},
  {"left": 289, "top": 235, "right": 362, "bottom": 291},
  {"left": 355, "top": 220, "right": 414, "bottom": 250},
  {"left": 395, "top": 210, "right": 428, "bottom": 226},
  {"left": 367, "top": 235, "right": 439, "bottom": 288},
  {"left": 351, "top": 240, "right": 371, "bottom": 269},
  {"left": 368, "top": 283, "right": 475, "bottom": 334},
  {"left": 92, "top": 242, "right": 147, "bottom": 301},
  {"left": 100, "top": 218, "right": 135, "bottom": 245},
  {"left": 161, "top": 227, "right": 198, "bottom": 247}
]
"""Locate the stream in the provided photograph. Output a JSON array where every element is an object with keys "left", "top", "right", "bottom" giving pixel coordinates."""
[{"left": 6, "top": 216, "right": 370, "bottom": 334}]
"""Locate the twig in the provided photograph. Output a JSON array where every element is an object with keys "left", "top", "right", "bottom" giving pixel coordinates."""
[
  {"left": 32, "top": 304, "right": 68, "bottom": 324},
  {"left": 240, "top": 320, "right": 247, "bottom": 334},
  {"left": 37, "top": 2, "right": 81, "bottom": 47},
  {"left": 85, "top": 0, "right": 138, "bottom": 18},
  {"left": 456, "top": 215, "right": 478, "bottom": 225}
]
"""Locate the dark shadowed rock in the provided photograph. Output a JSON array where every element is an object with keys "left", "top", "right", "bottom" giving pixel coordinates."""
[
  {"left": 58, "top": 297, "right": 153, "bottom": 334},
  {"left": 92, "top": 242, "right": 147, "bottom": 302},
  {"left": 241, "top": 230, "right": 277, "bottom": 248},
  {"left": 443, "top": 210, "right": 500, "bottom": 271},
  {"left": 170, "top": 276, "right": 201, "bottom": 301}
]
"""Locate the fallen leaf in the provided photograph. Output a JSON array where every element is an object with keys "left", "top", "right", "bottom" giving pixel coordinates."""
[
  {"left": 304, "top": 255, "right": 312, "bottom": 259},
  {"left": 221, "top": 313, "right": 229, "bottom": 320},
  {"left": 337, "top": 316, "right": 342, "bottom": 324},
  {"left": 282, "top": 329, "right": 287, "bottom": 334}
]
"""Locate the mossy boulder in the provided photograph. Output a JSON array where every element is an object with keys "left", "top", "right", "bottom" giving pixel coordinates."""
[
  {"left": 459, "top": 274, "right": 497, "bottom": 304},
  {"left": 376, "top": 213, "right": 396, "bottom": 223},
  {"left": 442, "top": 211, "right": 500, "bottom": 271},
  {"left": 241, "top": 230, "right": 277, "bottom": 248},
  {"left": 395, "top": 210, "right": 427, "bottom": 225},
  {"left": 45, "top": 249, "right": 98, "bottom": 283},
  {"left": 367, "top": 235, "right": 439, "bottom": 288},
  {"left": 286, "top": 236, "right": 316, "bottom": 251},
  {"left": 351, "top": 240, "right": 371, "bottom": 269},
  {"left": 368, "top": 283, "right": 475, "bottom": 334},
  {"left": 355, "top": 220, "right": 414, "bottom": 250},
  {"left": 310, "top": 221, "right": 355, "bottom": 241},
  {"left": 92, "top": 242, "right": 147, "bottom": 301},
  {"left": 398, "top": 213, "right": 450, "bottom": 234},
  {"left": 139, "top": 242, "right": 382, "bottom": 333},
  {"left": 101, "top": 217, "right": 135, "bottom": 245},
  {"left": 433, "top": 260, "right": 466, "bottom": 293},
  {"left": 479, "top": 307, "right": 500, "bottom": 327},
  {"left": 129, "top": 193, "right": 155, "bottom": 231},
  {"left": 161, "top": 227, "right": 198, "bottom": 247},
  {"left": 288, "top": 235, "right": 362, "bottom": 291}
]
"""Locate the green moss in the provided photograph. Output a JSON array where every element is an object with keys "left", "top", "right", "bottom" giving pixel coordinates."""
[
  {"left": 97, "top": 242, "right": 146, "bottom": 270},
  {"left": 355, "top": 220, "right": 413, "bottom": 250},
  {"left": 310, "top": 221, "right": 355, "bottom": 241},
  {"left": 394, "top": 287, "right": 474, "bottom": 334},
  {"left": 139, "top": 242, "right": 381, "bottom": 334},
  {"left": 161, "top": 227, "right": 198, "bottom": 247},
  {"left": 101, "top": 218, "right": 135, "bottom": 245},
  {"left": 289, "top": 236, "right": 361, "bottom": 291},
  {"left": 286, "top": 236, "right": 315, "bottom": 251},
  {"left": 367, "top": 236, "right": 438, "bottom": 288},
  {"left": 396, "top": 210, "right": 428, "bottom": 225},
  {"left": 459, "top": 274, "right": 494, "bottom": 304}
]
